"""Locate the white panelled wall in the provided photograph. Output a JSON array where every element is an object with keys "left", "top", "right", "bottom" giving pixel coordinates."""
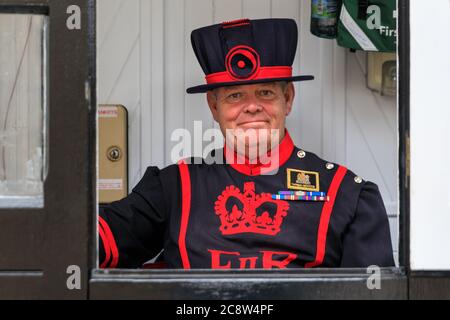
[{"left": 97, "top": 0, "right": 398, "bottom": 263}]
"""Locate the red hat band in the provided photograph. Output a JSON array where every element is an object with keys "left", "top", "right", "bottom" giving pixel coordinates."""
[{"left": 205, "top": 45, "right": 293, "bottom": 84}]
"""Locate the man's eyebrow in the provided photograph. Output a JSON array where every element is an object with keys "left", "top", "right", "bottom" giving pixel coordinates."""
[{"left": 222, "top": 86, "right": 242, "bottom": 92}]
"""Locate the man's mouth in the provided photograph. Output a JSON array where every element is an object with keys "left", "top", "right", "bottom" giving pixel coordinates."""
[{"left": 237, "top": 121, "right": 270, "bottom": 129}]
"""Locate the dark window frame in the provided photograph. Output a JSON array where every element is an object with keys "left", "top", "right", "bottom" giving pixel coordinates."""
[{"left": 0, "top": 0, "right": 96, "bottom": 299}]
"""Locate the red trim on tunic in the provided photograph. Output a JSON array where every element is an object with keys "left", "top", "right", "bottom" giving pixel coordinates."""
[
  {"left": 305, "top": 166, "right": 348, "bottom": 268},
  {"left": 178, "top": 160, "right": 192, "bottom": 269},
  {"left": 98, "top": 216, "right": 119, "bottom": 268},
  {"left": 98, "top": 222, "right": 111, "bottom": 268},
  {"left": 224, "top": 130, "right": 295, "bottom": 176}
]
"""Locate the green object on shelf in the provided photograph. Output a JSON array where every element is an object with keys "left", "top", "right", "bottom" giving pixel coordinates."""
[
  {"left": 311, "top": 0, "right": 342, "bottom": 39},
  {"left": 337, "top": 0, "right": 397, "bottom": 52}
]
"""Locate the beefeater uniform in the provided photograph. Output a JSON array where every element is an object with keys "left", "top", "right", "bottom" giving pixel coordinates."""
[{"left": 98, "top": 18, "right": 395, "bottom": 269}]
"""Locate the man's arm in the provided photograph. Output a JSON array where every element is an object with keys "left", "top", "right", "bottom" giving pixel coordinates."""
[
  {"left": 340, "top": 181, "right": 395, "bottom": 268},
  {"left": 98, "top": 166, "right": 167, "bottom": 268}
]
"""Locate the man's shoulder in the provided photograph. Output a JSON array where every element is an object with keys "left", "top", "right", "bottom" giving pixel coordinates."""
[
  {"left": 294, "top": 147, "right": 365, "bottom": 182},
  {"left": 292, "top": 147, "right": 378, "bottom": 203},
  {"left": 296, "top": 148, "right": 385, "bottom": 217},
  {"left": 134, "top": 163, "right": 181, "bottom": 191}
]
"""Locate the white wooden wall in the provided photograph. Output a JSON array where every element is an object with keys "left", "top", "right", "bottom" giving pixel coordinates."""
[{"left": 97, "top": 0, "right": 398, "bottom": 263}]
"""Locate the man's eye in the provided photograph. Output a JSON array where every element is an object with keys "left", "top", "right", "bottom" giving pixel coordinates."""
[
  {"left": 259, "top": 90, "right": 274, "bottom": 97},
  {"left": 227, "top": 93, "right": 242, "bottom": 100}
]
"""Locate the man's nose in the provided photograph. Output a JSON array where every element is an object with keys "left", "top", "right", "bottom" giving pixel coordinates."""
[{"left": 243, "top": 97, "right": 262, "bottom": 113}]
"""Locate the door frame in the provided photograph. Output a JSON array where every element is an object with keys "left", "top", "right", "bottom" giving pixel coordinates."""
[{"left": 0, "top": 0, "right": 96, "bottom": 299}]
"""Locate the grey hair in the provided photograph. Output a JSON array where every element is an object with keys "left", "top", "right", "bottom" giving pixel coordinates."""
[{"left": 277, "top": 81, "right": 289, "bottom": 93}]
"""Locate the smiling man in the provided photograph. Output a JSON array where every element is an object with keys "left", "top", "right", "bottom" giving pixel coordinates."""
[
  {"left": 208, "top": 82, "right": 293, "bottom": 134},
  {"left": 98, "top": 18, "right": 395, "bottom": 269}
]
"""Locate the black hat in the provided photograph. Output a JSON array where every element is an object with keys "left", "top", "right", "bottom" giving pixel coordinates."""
[{"left": 187, "top": 18, "right": 314, "bottom": 94}]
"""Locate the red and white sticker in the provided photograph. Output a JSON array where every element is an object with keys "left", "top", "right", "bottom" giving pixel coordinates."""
[
  {"left": 98, "top": 107, "right": 118, "bottom": 118},
  {"left": 98, "top": 179, "right": 123, "bottom": 190}
]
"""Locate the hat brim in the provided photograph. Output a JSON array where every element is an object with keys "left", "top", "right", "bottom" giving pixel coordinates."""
[{"left": 186, "top": 75, "right": 314, "bottom": 94}]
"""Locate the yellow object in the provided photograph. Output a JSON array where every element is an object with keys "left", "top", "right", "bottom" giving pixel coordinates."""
[{"left": 98, "top": 105, "right": 128, "bottom": 204}]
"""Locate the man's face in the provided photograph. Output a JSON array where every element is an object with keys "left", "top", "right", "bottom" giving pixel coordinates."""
[{"left": 207, "top": 82, "right": 295, "bottom": 150}]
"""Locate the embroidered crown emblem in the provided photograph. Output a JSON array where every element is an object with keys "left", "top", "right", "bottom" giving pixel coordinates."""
[
  {"left": 296, "top": 172, "right": 311, "bottom": 185},
  {"left": 214, "top": 182, "right": 290, "bottom": 236}
]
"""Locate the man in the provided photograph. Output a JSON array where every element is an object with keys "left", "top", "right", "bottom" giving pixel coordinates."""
[{"left": 99, "top": 18, "right": 394, "bottom": 269}]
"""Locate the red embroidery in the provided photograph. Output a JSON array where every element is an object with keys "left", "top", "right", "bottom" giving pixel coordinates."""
[
  {"left": 261, "top": 251, "right": 297, "bottom": 269},
  {"left": 214, "top": 182, "right": 289, "bottom": 236},
  {"left": 209, "top": 249, "right": 297, "bottom": 269},
  {"left": 209, "top": 250, "right": 240, "bottom": 269},
  {"left": 225, "top": 45, "right": 260, "bottom": 80},
  {"left": 239, "top": 257, "right": 258, "bottom": 269}
]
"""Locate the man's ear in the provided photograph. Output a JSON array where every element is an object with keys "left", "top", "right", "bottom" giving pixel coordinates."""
[
  {"left": 207, "top": 90, "right": 219, "bottom": 122},
  {"left": 284, "top": 82, "right": 295, "bottom": 116}
]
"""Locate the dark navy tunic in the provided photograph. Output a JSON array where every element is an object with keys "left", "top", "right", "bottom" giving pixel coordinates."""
[{"left": 98, "top": 132, "right": 394, "bottom": 269}]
